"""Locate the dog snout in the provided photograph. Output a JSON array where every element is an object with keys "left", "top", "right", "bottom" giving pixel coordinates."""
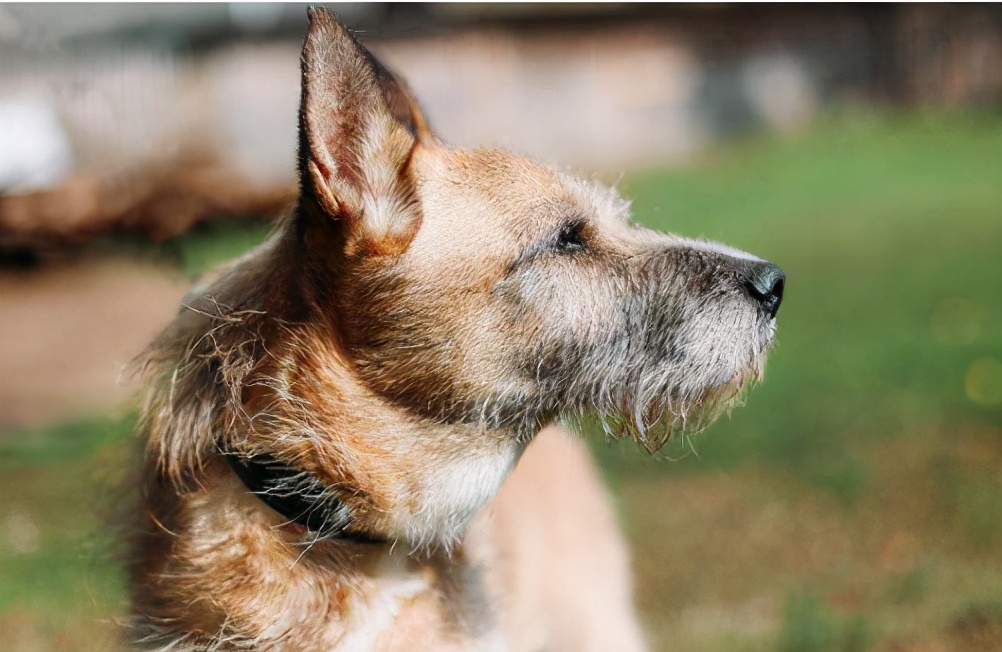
[{"left": 742, "top": 261, "right": 785, "bottom": 318}]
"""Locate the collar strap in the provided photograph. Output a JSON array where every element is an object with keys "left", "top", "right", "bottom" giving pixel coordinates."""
[{"left": 222, "top": 451, "right": 386, "bottom": 545}]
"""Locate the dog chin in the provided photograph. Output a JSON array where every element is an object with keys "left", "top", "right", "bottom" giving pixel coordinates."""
[{"left": 594, "top": 353, "right": 768, "bottom": 455}]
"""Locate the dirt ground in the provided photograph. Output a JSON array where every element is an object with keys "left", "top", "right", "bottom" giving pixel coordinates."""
[{"left": 0, "top": 258, "right": 188, "bottom": 431}]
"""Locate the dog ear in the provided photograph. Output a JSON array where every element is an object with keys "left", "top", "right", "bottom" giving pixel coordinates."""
[{"left": 299, "top": 8, "right": 430, "bottom": 255}]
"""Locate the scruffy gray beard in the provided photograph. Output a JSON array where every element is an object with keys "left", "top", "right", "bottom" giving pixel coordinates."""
[
  {"left": 534, "top": 325, "right": 771, "bottom": 453},
  {"left": 454, "top": 327, "right": 770, "bottom": 455},
  {"left": 570, "top": 307, "right": 770, "bottom": 453},
  {"left": 505, "top": 247, "right": 777, "bottom": 453},
  {"left": 452, "top": 297, "right": 774, "bottom": 453},
  {"left": 559, "top": 353, "right": 767, "bottom": 455}
]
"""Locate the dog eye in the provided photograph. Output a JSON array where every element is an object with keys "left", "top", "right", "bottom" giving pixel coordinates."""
[{"left": 554, "top": 221, "right": 587, "bottom": 253}]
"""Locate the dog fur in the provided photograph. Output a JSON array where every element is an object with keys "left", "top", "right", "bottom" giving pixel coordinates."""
[{"left": 126, "top": 8, "right": 783, "bottom": 651}]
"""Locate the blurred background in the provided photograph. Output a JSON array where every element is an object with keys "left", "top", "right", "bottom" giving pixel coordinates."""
[{"left": 1, "top": 3, "right": 1001, "bottom": 651}]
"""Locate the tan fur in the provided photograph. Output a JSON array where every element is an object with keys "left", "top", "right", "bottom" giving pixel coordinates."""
[{"left": 127, "top": 8, "right": 782, "bottom": 651}]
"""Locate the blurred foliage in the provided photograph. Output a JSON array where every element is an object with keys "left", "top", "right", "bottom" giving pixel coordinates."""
[{"left": 2, "top": 110, "right": 1001, "bottom": 650}]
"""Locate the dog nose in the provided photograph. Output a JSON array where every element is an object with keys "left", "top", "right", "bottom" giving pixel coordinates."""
[{"left": 743, "top": 261, "right": 785, "bottom": 318}]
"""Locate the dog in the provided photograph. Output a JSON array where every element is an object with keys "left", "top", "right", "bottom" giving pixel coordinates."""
[{"left": 126, "top": 8, "right": 784, "bottom": 651}]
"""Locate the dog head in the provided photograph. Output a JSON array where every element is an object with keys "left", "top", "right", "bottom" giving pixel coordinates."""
[
  {"left": 296, "top": 9, "right": 783, "bottom": 454},
  {"left": 137, "top": 8, "right": 784, "bottom": 549}
]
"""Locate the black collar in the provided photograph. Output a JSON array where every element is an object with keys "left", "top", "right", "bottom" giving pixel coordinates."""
[{"left": 223, "top": 451, "right": 386, "bottom": 545}]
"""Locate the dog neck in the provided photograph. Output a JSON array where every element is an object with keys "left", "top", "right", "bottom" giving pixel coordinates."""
[
  {"left": 222, "top": 449, "right": 387, "bottom": 545},
  {"left": 140, "top": 231, "right": 530, "bottom": 551}
]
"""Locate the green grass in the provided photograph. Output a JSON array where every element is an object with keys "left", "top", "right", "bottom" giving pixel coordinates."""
[
  {"left": 778, "top": 592, "right": 873, "bottom": 652},
  {"left": 0, "top": 426, "right": 129, "bottom": 646},
  {"left": 0, "top": 412, "right": 136, "bottom": 469},
  {"left": 2, "top": 109, "right": 1001, "bottom": 650}
]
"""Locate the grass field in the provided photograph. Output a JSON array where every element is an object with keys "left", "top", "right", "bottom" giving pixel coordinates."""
[{"left": 2, "top": 110, "right": 1001, "bottom": 650}]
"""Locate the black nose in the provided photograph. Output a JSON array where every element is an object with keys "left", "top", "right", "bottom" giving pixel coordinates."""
[{"left": 743, "top": 261, "right": 785, "bottom": 318}]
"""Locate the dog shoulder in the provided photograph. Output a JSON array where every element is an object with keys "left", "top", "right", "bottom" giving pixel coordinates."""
[{"left": 481, "top": 425, "right": 648, "bottom": 652}]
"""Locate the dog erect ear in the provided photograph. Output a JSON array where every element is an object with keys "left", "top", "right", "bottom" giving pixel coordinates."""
[{"left": 299, "top": 8, "right": 431, "bottom": 255}]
